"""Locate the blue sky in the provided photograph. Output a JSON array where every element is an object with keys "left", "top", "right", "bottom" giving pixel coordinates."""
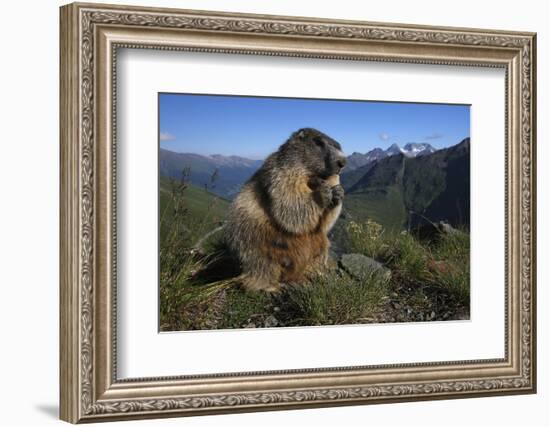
[{"left": 159, "top": 93, "right": 470, "bottom": 160}]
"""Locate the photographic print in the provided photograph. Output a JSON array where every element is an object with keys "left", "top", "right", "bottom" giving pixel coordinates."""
[{"left": 159, "top": 93, "right": 471, "bottom": 331}]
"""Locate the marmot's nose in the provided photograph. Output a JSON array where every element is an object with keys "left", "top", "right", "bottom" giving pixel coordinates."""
[{"left": 336, "top": 158, "right": 347, "bottom": 169}]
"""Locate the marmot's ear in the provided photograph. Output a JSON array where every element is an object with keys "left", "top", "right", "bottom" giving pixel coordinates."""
[{"left": 296, "top": 129, "right": 307, "bottom": 140}]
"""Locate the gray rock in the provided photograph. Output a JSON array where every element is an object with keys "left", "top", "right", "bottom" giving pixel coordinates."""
[
  {"left": 437, "top": 221, "right": 458, "bottom": 235},
  {"left": 264, "top": 315, "right": 278, "bottom": 328},
  {"left": 339, "top": 253, "right": 391, "bottom": 280}
]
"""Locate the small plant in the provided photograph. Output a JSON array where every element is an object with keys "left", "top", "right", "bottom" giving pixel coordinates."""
[
  {"left": 388, "top": 233, "right": 431, "bottom": 284},
  {"left": 346, "top": 219, "right": 389, "bottom": 260}
]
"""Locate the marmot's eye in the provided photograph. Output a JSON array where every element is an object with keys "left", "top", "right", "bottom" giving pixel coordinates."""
[{"left": 313, "top": 137, "right": 325, "bottom": 147}]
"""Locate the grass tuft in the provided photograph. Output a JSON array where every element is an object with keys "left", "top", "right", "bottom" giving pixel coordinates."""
[{"left": 278, "top": 270, "right": 389, "bottom": 326}]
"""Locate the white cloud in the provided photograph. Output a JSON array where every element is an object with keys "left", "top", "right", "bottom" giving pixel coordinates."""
[
  {"left": 378, "top": 132, "right": 390, "bottom": 141},
  {"left": 160, "top": 132, "right": 176, "bottom": 141},
  {"left": 424, "top": 132, "right": 444, "bottom": 140}
]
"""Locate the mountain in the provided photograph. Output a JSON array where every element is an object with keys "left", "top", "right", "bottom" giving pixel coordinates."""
[
  {"left": 346, "top": 147, "right": 387, "bottom": 170},
  {"left": 161, "top": 141, "right": 438, "bottom": 199},
  {"left": 340, "top": 160, "right": 378, "bottom": 190},
  {"left": 160, "top": 138, "right": 468, "bottom": 231},
  {"left": 342, "top": 138, "right": 470, "bottom": 230},
  {"left": 159, "top": 149, "right": 262, "bottom": 199},
  {"left": 343, "top": 142, "right": 436, "bottom": 172},
  {"left": 411, "top": 138, "right": 470, "bottom": 227},
  {"left": 386, "top": 143, "right": 403, "bottom": 157},
  {"left": 402, "top": 142, "right": 437, "bottom": 157}
]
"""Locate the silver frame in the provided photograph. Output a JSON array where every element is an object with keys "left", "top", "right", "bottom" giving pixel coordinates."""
[{"left": 60, "top": 2, "right": 536, "bottom": 423}]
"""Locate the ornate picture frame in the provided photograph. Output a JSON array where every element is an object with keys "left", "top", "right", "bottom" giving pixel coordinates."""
[{"left": 60, "top": 2, "right": 536, "bottom": 423}]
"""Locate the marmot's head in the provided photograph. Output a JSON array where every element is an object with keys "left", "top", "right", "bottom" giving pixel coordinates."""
[{"left": 278, "top": 128, "right": 346, "bottom": 178}]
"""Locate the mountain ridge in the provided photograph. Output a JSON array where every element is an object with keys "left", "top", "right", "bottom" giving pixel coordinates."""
[
  {"left": 159, "top": 148, "right": 263, "bottom": 198},
  {"left": 159, "top": 138, "right": 469, "bottom": 230},
  {"left": 342, "top": 138, "right": 470, "bottom": 230},
  {"left": 344, "top": 142, "right": 437, "bottom": 172}
]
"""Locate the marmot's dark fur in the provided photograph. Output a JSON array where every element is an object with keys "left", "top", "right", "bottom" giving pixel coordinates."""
[{"left": 225, "top": 128, "right": 346, "bottom": 292}]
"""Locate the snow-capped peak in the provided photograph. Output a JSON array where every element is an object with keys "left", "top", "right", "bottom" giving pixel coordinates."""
[
  {"left": 386, "top": 143, "right": 404, "bottom": 156},
  {"left": 385, "top": 142, "right": 436, "bottom": 158}
]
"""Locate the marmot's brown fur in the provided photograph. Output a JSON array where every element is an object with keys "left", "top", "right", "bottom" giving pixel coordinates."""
[{"left": 225, "top": 128, "right": 346, "bottom": 292}]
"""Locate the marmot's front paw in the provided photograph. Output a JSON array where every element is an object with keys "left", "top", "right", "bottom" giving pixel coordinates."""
[
  {"left": 321, "top": 183, "right": 335, "bottom": 208},
  {"left": 313, "top": 180, "right": 334, "bottom": 208},
  {"left": 330, "top": 184, "right": 344, "bottom": 207}
]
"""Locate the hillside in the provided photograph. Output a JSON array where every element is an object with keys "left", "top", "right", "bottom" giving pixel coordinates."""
[
  {"left": 343, "top": 185, "right": 407, "bottom": 231},
  {"left": 342, "top": 138, "right": 470, "bottom": 231},
  {"left": 159, "top": 176, "right": 230, "bottom": 244},
  {"left": 340, "top": 161, "right": 377, "bottom": 189}
]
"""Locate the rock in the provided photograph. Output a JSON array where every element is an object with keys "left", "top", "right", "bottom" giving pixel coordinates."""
[
  {"left": 437, "top": 221, "right": 458, "bottom": 235},
  {"left": 413, "top": 220, "right": 459, "bottom": 241},
  {"left": 328, "top": 236, "right": 346, "bottom": 259},
  {"left": 339, "top": 253, "right": 391, "bottom": 280},
  {"left": 264, "top": 315, "right": 279, "bottom": 328}
]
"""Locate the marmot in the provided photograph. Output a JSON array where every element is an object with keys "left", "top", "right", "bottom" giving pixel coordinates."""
[{"left": 225, "top": 128, "right": 346, "bottom": 292}]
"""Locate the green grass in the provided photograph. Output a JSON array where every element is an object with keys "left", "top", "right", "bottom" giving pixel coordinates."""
[
  {"left": 346, "top": 220, "right": 470, "bottom": 308},
  {"left": 159, "top": 176, "right": 229, "bottom": 244},
  {"left": 277, "top": 270, "right": 390, "bottom": 326},
  {"left": 218, "top": 289, "right": 272, "bottom": 329},
  {"left": 159, "top": 172, "right": 232, "bottom": 330},
  {"left": 428, "top": 230, "right": 470, "bottom": 306},
  {"left": 210, "top": 270, "right": 390, "bottom": 329},
  {"left": 388, "top": 233, "right": 432, "bottom": 283},
  {"left": 159, "top": 172, "right": 470, "bottom": 331}
]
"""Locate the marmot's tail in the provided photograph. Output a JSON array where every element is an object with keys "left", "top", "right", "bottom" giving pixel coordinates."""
[
  {"left": 192, "top": 223, "right": 226, "bottom": 256},
  {"left": 193, "top": 275, "right": 245, "bottom": 298}
]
